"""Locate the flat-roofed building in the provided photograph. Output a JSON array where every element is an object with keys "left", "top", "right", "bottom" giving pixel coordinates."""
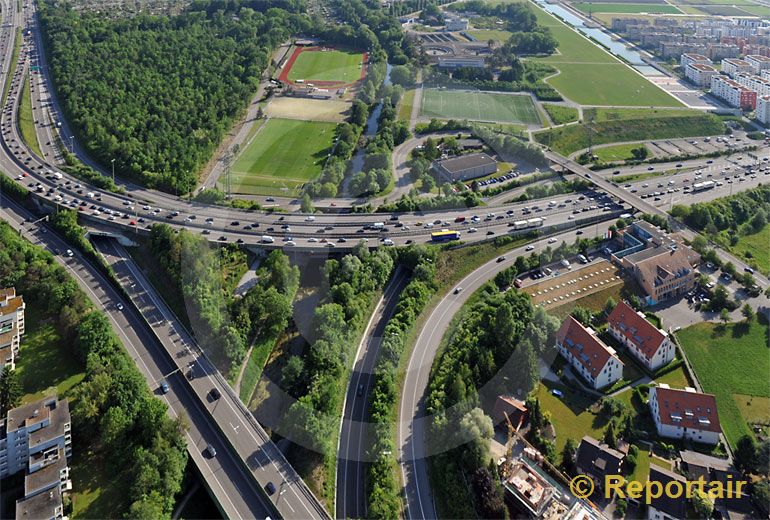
[
  {"left": 433, "top": 153, "right": 497, "bottom": 181},
  {"left": 680, "top": 53, "right": 711, "bottom": 68},
  {"left": 745, "top": 54, "right": 770, "bottom": 74},
  {"left": 721, "top": 58, "right": 751, "bottom": 77},
  {"left": 711, "top": 75, "right": 758, "bottom": 110},
  {"left": 685, "top": 63, "right": 718, "bottom": 87},
  {"left": 437, "top": 56, "right": 485, "bottom": 69},
  {"left": 0, "top": 287, "right": 25, "bottom": 370},
  {"left": 15, "top": 486, "right": 64, "bottom": 520},
  {"left": 757, "top": 95, "right": 770, "bottom": 125}
]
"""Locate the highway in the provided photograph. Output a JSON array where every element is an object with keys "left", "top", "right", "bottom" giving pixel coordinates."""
[
  {"left": 336, "top": 268, "right": 410, "bottom": 519},
  {"left": 0, "top": 196, "right": 278, "bottom": 520},
  {"left": 96, "top": 239, "right": 329, "bottom": 520},
  {"left": 397, "top": 221, "right": 614, "bottom": 520}
]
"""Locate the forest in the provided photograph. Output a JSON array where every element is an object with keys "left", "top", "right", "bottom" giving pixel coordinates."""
[
  {"left": 0, "top": 222, "right": 187, "bottom": 518},
  {"left": 38, "top": 0, "right": 313, "bottom": 193}
]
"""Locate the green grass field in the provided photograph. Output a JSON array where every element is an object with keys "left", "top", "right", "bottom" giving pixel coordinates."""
[
  {"left": 228, "top": 118, "right": 336, "bottom": 196},
  {"left": 734, "top": 4, "right": 770, "bottom": 15},
  {"left": 594, "top": 143, "right": 647, "bottom": 162},
  {"left": 19, "top": 73, "right": 42, "bottom": 159},
  {"left": 536, "top": 380, "right": 606, "bottom": 453},
  {"left": 534, "top": 109, "right": 724, "bottom": 155},
  {"left": 530, "top": 3, "right": 682, "bottom": 106},
  {"left": 542, "top": 103, "right": 579, "bottom": 125},
  {"left": 728, "top": 224, "right": 770, "bottom": 275},
  {"left": 398, "top": 88, "right": 416, "bottom": 122},
  {"left": 574, "top": 2, "right": 682, "bottom": 13},
  {"left": 677, "top": 320, "right": 770, "bottom": 448},
  {"left": 420, "top": 89, "right": 541, "bottom": 124},
  {"left": 287, "top": 49, "right": 364, "bottom": 83}
]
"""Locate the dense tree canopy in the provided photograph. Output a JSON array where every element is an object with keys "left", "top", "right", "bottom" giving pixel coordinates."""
[{"left": 39, "top": 0, "right": 312, "bottom": 193}]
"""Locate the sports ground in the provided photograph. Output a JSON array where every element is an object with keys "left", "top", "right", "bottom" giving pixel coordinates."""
[
  {"left": 226, "top": 118, "right": 337, "bottom": 196},
  {"left": 420, "top": 89, "right": 541, "bottom": 125},
  {"left": 280, "top": 46, "right": 366, "bottom": 87}
]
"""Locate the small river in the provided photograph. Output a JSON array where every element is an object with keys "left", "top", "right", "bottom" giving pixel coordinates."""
[{"left": 533, "top": 0, "right": 662, "bottom": 76}]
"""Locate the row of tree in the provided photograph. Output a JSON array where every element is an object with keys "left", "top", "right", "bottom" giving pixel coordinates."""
[
  {"left": 0, "top": 221, "right": 188, "bottom": 518},
  {"left": 671, "top": 184, "right": 770, "bottom": 238},
  {"left": 472, "top": 124, "right": 548, "bottom": 168},
  {"left": 367, "top": 246, "right": 438, "bottom": 518},
  {"left": 281, "top": 244, "right": 395, "bottom": 482},
  {"left": 424, "top": 269, "right": 562, "bottom": 517},
  {"left": 426, "top": 64, "right": 561, "bottom": 101}
]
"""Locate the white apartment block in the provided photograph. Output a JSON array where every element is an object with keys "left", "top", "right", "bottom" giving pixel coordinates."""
[
  {"left": 721, "top": 58, "right": 751, "bottom": 78},
  {"left": 648, "top": 384, "right": 721, "bottom": 445},
  {"left": 0, "top": 287, "right": 25, "bottom": 371},
  {"left": 607, "top": 301, "right": 676, "bottom": 371},
  {"left": 680, "top": 53, "right": 711, "bottom": 69},
  {"left": 556, "top": 316, "right": 624, "bottom": 390},
  {"left": 757, "top": 95, "right": 770, "bottom": 126},
  {"left": 734, "top": 72, "right": 770, "bottom": 97},
  {"left": 685, "top": 63, "right": 718, "bottom": 88},
  {"left": 711, "top": 74, "right": 758, "bottom": 109},
  {"left": 745, "top": 54, "right": 770, "bottom": 74},
  {"left": 0, "top": 396, "right": 72, "bottom": 479}
]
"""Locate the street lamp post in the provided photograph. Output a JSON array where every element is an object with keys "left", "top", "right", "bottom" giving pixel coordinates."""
[
  {"left": 69, "top": 135, "right": 74, "bottom": 154},
  {"left": 111, "top": 158, "right": 115, "bottom": 184}
]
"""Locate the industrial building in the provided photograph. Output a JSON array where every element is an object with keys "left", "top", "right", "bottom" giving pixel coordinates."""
[{"left": 432, "top": 153, "right": 497, "bottom": 181}]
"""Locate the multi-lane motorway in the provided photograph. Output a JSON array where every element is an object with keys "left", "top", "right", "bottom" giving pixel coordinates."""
[{"left": 2, "top": 2, "right": 770, "bottom": 519}]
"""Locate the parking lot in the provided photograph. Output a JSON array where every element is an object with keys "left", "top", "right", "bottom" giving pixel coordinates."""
[{"left": 522, "top": 259, "right": 623, "bottom": 309}]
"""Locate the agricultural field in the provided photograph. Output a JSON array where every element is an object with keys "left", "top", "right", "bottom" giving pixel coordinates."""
[
  {"left": 227, "top": 118, "right": 337, "bottom": 196},
  {"left": 534, "top": 109, "right": 724, "bottom": 155},
  {"left": 677, "top": 320, "right": 770, "bottom": 448},
  {"left": 530, "top": 3, "right": 682, "bottom": 106},
  {"left": 286, "top": 48, "right": 364, "bottom": 84},
  {"left": 420, "top": 88, "right": 541, "bottom": 124},
  {"left": 573, "top": 2, "right": 682, "bottom": 14}
]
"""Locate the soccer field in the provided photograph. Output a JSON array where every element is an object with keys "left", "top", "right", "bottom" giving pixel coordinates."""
[
  {"left": 227, "top": 118, "right": 336, "bottom": 196},
  {"left": 420, "top": 89, "right": 541, "bottom": 125},
  {"left": 287, "top": 49, "right": 364, "bottom": 84}
]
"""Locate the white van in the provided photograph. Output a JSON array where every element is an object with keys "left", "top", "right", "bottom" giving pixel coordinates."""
[{"left": 261, "top": 235, "right": 275, "bottom": 244}]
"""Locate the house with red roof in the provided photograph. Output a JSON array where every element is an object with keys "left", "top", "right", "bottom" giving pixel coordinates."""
[
  {"left": 648, "top": 384, "right": 721, "bottom": 445},
  {"left": 607, "top": 301, "right": 675, "bottom": 371},
  {"left": 556, "top": 316, "right": 624, "bottom": 390}
]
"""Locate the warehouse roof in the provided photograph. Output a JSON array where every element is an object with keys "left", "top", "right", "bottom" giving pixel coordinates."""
[{"left": 435, "top": 153, "right": 495, "bottom": 173}]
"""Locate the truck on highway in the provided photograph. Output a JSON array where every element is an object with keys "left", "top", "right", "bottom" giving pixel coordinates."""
[
  {"left": 371, "top": 222, "right": 385, "bottom": 230},
  {"left": 513, "top": 220, "right": 529, "bottom": 230},
  {"left": 692, "top": 180, "right": 715, "bottom": 192},
  {"left": 527, "top": 217, "right": 544, "bottom": 228},
  {"left": 261, "top": 235, "right": 275, "bottom": 244}
]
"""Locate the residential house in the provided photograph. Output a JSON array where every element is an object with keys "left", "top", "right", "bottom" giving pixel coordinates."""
[
  {"left": 607, "top": 300, "right": 675, "bottom": 371},
  {"left": 647, "top": 464, "right": 687, "bottom": 520},
  {"left": 575, "top": 436, "right": 625, "bottom": 490},
  {"left": 556, "top": 317, "right": 624, "bottom": 390},
  {"left": 0, "top": 287, "right": 25, "bottom": 370},
  {"left": 648, "top": 384, "right": 721, "bottom": 445}
]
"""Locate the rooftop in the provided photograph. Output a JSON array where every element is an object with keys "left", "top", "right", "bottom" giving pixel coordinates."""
[
  {"left": 575, "top": 436, "right": 625, "bottom": 479},
  {"left": 15, "top": 486, "right": 62, "bottom": 520},
  {"left": 25, "top": 452, "right": 67, "bottom": 496},
  {"left": 652, "top": 385, "right": 721, "bottom": 433},
  {"left": 607, "top": 300, "right": 667, "bottom": 360},
  {"left": 557, "top": 316, "right": 622, "bottom": 378},
  {"left": 648, "top": 464, "right": 687, "bottom": 519},
  {"left": 434, "top": 153, "right": 496, "bottom": 173},
  {"left": 690, "top": 63, "right": 717, "bottom": 72}
]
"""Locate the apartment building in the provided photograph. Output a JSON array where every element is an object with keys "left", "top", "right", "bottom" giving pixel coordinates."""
[
  {"left": 745, "top": 54, "right": 770, "bottom": 74},
  {"left": 721, "top": 58, "right": 752, "bottom": 77},
  {"left": 680, "top": 53, "right": 712, "bottom": 68},
  {"left": 711, "top": 75, "right": 758, "bottom": 110},
  {"left": 648, "top": 384, "right": 721, "bottom": 445},
  {"left": 0, "top": 396, "right": 72, "bottom": 479},
  {"left": 556, "top": 316, "right": 624, "bottom": 390},
  {"left": 757, "top": 95, "right": 770, "bottom": 126},
  {"left": 685, "top": 63, "right": 718, "bottom": 87},
  {"left": 0, "top": 287, "right": 25, "bottom": 370},
  {"left": 607, "top": 300, "right": 676, "bottom": 371},
  {"left": 734, "top": 72, "right": 770, "bottom": 97}
]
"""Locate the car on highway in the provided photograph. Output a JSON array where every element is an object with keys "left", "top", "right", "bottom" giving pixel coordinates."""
[
  {"left": 209, "top": 387, "right": 221, "bottom": 400},
  {"left": 206, "top": 444, "right": 217, "bottom": 457},
  {"left": 65, "top": 249, "right": 73, "bottom": 257},
  {"left": 453, "top": 287, "right": 462, "bottom": 294},
  {"left": 159, "top": 380, "right": 170, "bottom": 394},
  {"left": 116, "top": 302, "right": 124, "bottom": 310},
  {"left": 266, "top": 482, "right": 277, "bottom": 495},
  {"left": 525, "top": 245, "right": 535, "bottom": 251},
  {"left": 497, "top": 256, "right": 506, "bottom": 263},
  {"left": 551, "top": 389, "right": 563, "bottom": 397},
  {"left": 357, "top": 384, "right": 364, "bottom": 397},
  {"left": 744, "top": 267, "right": 755, "bottom": 274}
]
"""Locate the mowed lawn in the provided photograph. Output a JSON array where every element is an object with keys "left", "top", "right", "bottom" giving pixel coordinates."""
[
  {"left": 530, "top": 3, "right": 681, "bottom": 106},
  {"left": 287, "top": 49, "right": 364, "bottom": 83},
  {"left": 573, "top": 2, "right": 682, "bottom": 14},
  {"left": 677, "top": 320, "right": 770, "bottom": 448},
  {"left": 229, "top": 118, "right": 336, "bottom": 196},
  {"left": 420, "top": 89, "right": 541, "bottom": 125}
]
